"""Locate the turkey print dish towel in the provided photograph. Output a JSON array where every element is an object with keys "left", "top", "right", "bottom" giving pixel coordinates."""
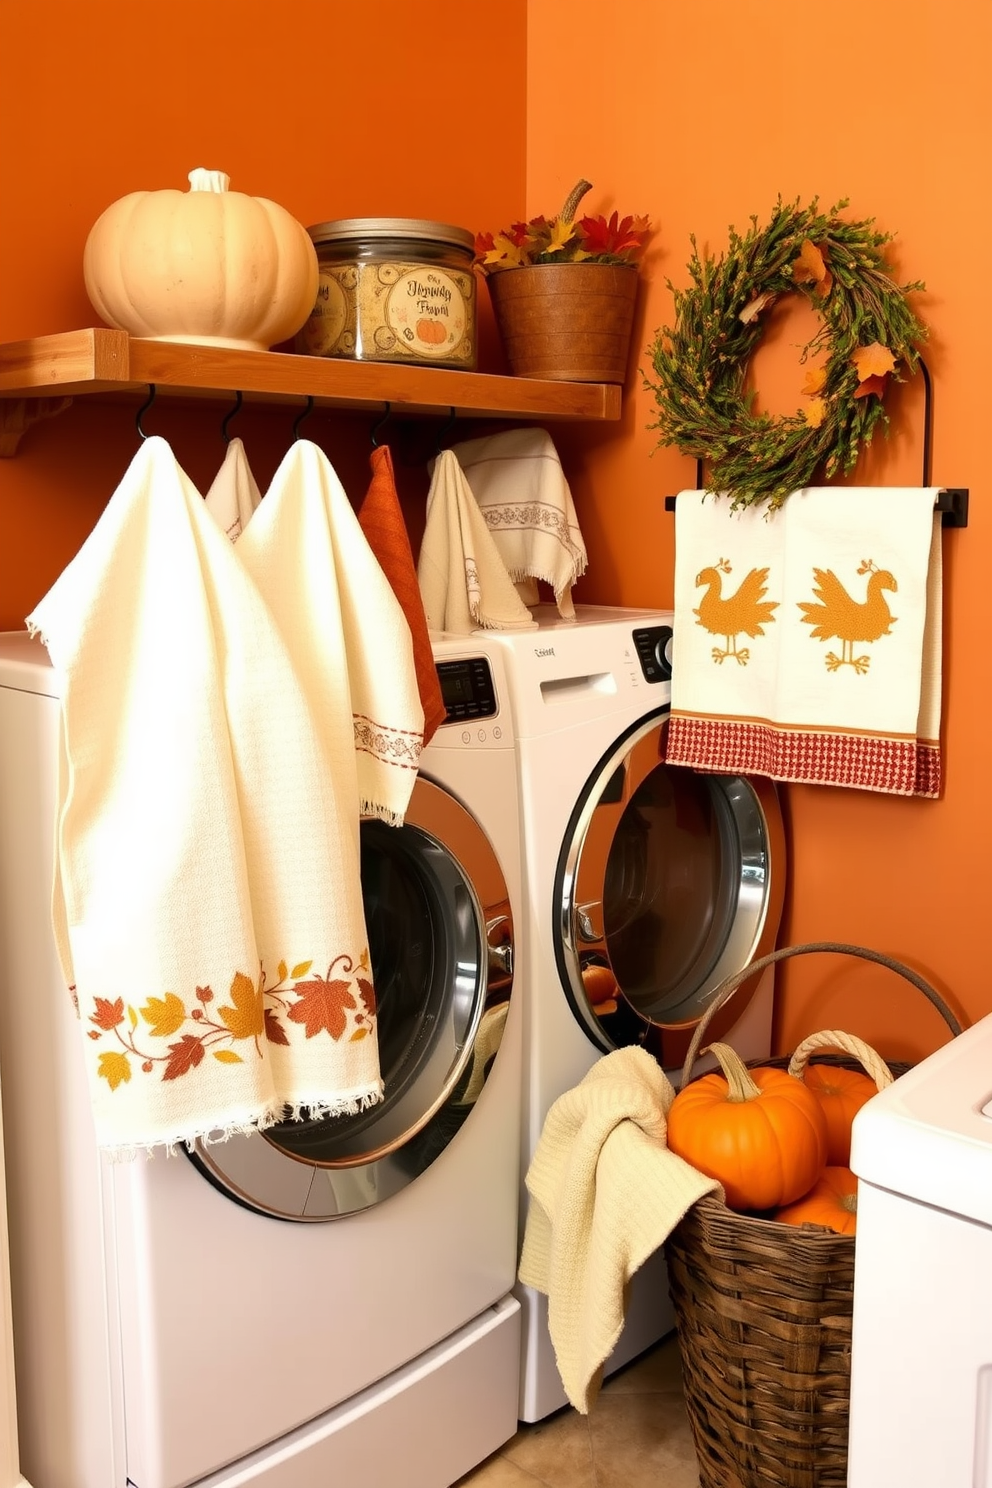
[
  {"left": 27, "top": 435, "right": 424, "bottom": 1155},
  {"left": 666, "top": 487, "right": 942, "bottom": 797}
]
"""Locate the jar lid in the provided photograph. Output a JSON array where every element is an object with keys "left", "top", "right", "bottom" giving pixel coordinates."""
[{"left": 306, "top": 217, "right": 475, "bottom": 253}]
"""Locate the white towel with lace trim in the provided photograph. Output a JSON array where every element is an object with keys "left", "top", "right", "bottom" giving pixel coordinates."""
[
  {"left": 27, "top": 436, "right": 382, "bottom": 1155},
  {"left": 235, "top": 440, "right": 424, "bottom": 828},
  {"left": 203, "top": 436, "right": 262, "bottom": 540},
  {"left": 417, "top": 449, "right": 537, "bottom": 633},
  {"left": 665, "top": 486, "right": 942, "bottom": 796},
  {"left": 451, "top": 427, "right": 588, "bottom": 618}
]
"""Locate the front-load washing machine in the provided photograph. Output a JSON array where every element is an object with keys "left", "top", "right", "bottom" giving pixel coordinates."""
[
  {"left": 486, "top": 605, "right": 786, "bottom": 1421},
  {"left": 0, "top": 629, "right": 523, "bottom": 1488}
]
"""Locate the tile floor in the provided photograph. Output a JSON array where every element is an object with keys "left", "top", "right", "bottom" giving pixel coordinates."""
[{"left": 452, "top": 1331, "right": 700, "bottom": 1487}]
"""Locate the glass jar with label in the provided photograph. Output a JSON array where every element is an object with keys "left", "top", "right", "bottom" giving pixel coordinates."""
[{"left": 298, "top": 218, "right": 478, "bottom": 370}]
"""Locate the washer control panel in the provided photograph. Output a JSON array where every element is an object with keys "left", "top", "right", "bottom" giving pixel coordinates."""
[
  {"left": 436, "top": 656, "right": 499, "bottom": 725},
  {"left": 631, "top": 625, "right": 674, "bottom": 683}
]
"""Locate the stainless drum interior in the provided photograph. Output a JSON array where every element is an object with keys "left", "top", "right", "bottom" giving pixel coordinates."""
[
  {"left": 556, "top": 711, "right": 783, "bottom": 1067},
  {"left": 188, "top": 776, "right": 514, "bottom": 1220}
]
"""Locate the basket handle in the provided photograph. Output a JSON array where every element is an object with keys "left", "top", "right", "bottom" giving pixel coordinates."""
[
  {"left": 787, "top": 1029, "right": 894, "bottom": 1092},
  {"left": 680, "top": 941, "right": 963, "bottom": 1088}
]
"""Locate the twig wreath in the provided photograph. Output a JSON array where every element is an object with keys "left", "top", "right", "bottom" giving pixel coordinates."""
[{"left": 645, "top": 198, "right": 928, "bottom": 512}]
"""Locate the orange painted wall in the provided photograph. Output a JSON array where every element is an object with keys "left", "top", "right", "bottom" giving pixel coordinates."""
[
  {"left": 2, "top": 0, "right": 988, "bottom": 1065},
  {"left": 527, "top": 0, "right": 992, "bottom": 1059},
  {"left": 0, "top": 0, "right": 526, "bottom": 626}
]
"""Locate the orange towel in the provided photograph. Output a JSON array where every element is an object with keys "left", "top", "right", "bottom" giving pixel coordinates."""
[{"left": 359, "top": 445, "right": 446, "bottom": 747}]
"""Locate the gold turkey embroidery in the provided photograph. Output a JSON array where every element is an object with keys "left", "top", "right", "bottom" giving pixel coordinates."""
[
  {"left": 694, "top": 558, "right": 779, "bottom": 665},
  {"left": 798, "top": 559, "right": 897, "bottom": 673}
]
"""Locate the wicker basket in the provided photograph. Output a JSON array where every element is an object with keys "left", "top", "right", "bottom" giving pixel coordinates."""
[{"left": 664, "top": 941, "right": 963, "bottom": 1488}]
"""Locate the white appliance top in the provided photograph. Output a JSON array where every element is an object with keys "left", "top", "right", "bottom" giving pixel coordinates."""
[
  {"left": 850, "top": 1008, "right": 992, "bottom": 1227},
  {"left": 0, "top": 629, "right": 57, "bottom": 696},
  {"left": 469, "top": 604, "right": 675, "bottom": 740}
]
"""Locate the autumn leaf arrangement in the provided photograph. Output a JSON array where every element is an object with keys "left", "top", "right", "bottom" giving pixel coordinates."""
[
  {"left": 474, "top": 178, "right": 651, "bottom": 274},
  {"left": 645, "top": 197, "right": 928, "bottom": 512}
]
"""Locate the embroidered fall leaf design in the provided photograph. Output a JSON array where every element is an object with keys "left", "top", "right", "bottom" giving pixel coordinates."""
[
  {"left": 218, "top": 970, "right": 265, "bottom": 1042},
  {"left": 98, "top": 1050, "right": 131, "bottom": 1090},
  {"left": 356, "top": 976, "right": 376, "bottom": 1019},
  {"left": 163, "top": 1033, "right": 206, "bottom": 1081},
  {"left": 792, "top": 239, "right": 833, "bottom": 295},
  {"left": 288, "top": 972, "right": 357, "bottom": 1040},
  {"left": 140, "top": 991, "right": 187, "bottom": 1038},
  {"left": 90, "top": 996, "right": 124, "bottom": 1031},
  {"left": 264, "top": 1007, "right": 290, "bottom": 1046}
]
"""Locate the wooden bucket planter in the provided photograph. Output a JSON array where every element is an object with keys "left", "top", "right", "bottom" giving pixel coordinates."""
[{"left": 485, "top": 262, "right": 639, "bottom": 383}]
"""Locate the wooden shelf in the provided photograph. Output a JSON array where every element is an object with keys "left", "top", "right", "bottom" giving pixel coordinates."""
[{"left": 0, "top": 328, "right": 622, "bottom": 454}]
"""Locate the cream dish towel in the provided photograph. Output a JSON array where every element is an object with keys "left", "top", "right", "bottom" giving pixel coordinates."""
[
  {"left": 417, "top": 448, "right": 537, "bottom": 633},
  {"left": 450, "top": 427, "right": 588, "bottom": 618},
  {"left": 518, "top": 1046, "right": 720, "bottom": 1415},
  {"left": 666, "top": 487, "right": 943, "bottom": 797},
  {"left": 203, "top": 436, "right": 262, "bottom": 540},
  {"left": 237, "top": 439, "right": 424, "bottom": 828},
  {"left": 27, "top": 436, "right": 383, "bottom": 1155}
]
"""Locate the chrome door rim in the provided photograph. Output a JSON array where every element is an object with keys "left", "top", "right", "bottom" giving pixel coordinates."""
[{"left": 555, "top": 710, "right": 783, "bottom": 1063}]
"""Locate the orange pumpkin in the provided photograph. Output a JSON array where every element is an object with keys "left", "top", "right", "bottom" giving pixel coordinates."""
[
  {"left": 799, "top": 1063, "right": 877, "bottom": 1165},
  {"left": 787, "top": 1031, "right": 892, "bottom": 1166},
  {"left": 667, "top": 1042, "right": 828, "bottom": 1212},
  {"left": 416, "top": 317, "right": 447, "bottom": 345},
  {"left": 773, "top": 1166, "right": 858, "bottom": 1235}
]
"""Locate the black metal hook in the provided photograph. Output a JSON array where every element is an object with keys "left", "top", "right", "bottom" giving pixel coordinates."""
[
  {"left": 135, "top": 384, "right": 157, "bottom": 441},
  {"left": 370, "top": 402, "right": 392, "bottom": 448},
  {"left": 435, "top": 406, "right": 457, "bottom": 455},
  {"left": 293, "top": 395, "right": 315, "bottom": 441},
  {"left": 221, "top": 390, "right": 244, "bottom": 444}
]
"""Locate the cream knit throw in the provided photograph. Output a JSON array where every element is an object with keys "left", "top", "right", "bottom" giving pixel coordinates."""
[
  {"left": 518, "top": 1046, "right": 721, "bottom": 1414},
  {"left": 27, "top": 436, "right": 383, "bottom": 1155},
  {"left": 236, "top": 440, "right": 424, "bottom": 827},
  {"left": 203, "top": 436, "right": 262, "bottom": 541},
  {"left": 417, "top": 449, "right": 537, "bottom": 633},
  {"left": 451, "top": 427, "right": 588, "bottom": 618}
]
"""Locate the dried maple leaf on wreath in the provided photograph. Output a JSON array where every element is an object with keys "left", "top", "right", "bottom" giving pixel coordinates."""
[
  {"left": 852, "top": 341, "right": 896, "bottom": 381},
  {"left": 288, "top": 971, "right": 357, "bottom": 1040},
  {"left": 802, "top": 365, "right": 827, "bottom": 395},
  {"left": 803, "top": 397, "right": 828, "bottom": 428},
  {"left": 853, "top": 373, "right": 889, "bottom": 400},
  {"left": 792, "top": 239, "right": 833, "bottom": 296}
]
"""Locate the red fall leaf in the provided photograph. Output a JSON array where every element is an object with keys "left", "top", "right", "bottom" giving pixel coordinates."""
[
  {"left": 163, "top": 1034, "right": 206, "bottom": 1081},
  {"left": 264, "top": 1007, "right": 290, "bottom": 1047},
  {"left": 287, "top": 973, "right": 356, "bottom": 1040},
  {"left": 356, "top": 976, "right": 377, "bottom": 1020},
  {"left": 90, "top": 996, "right": 124, "bottom": 1031}
]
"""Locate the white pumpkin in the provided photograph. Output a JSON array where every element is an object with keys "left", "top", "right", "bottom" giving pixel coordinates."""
[{"left": 83, "top": 168, "right": 319, "bottom": 352}]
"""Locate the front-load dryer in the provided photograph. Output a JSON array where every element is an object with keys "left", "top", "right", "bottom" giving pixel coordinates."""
[
  {"left": 0, "top": 630, "right": 523, "bottom": 1488},
  {"left": 486, "top": 605, "right": 786, "bottom": 1422}
]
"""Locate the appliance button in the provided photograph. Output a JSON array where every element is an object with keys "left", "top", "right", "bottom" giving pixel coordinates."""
[
  {"left": 461, "top": 730, "right": 471, "bottom": 744},
  {"left": 477, "top": 729, "right": 487, "bottom": 743},
  {"left": 492, "top": 725, "right": 502, "bottom": 739}
]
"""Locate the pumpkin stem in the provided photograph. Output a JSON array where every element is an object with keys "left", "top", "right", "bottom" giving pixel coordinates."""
[
  {"left": 188, "top": 167, "right": 231, "bottom": 194},
  {"left": 559, "top": 179, "right": 593, "bottom": 224},
  {"left": 703, "top": 1041, "right": 763, "bottom": 1102}
]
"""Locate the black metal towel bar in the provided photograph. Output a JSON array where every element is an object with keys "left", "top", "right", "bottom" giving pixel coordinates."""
[{"left": 663, "top": 487, "right": 968, "bottom": 527}]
